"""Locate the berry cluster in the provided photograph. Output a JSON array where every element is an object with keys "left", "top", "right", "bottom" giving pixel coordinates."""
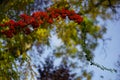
[
  {"left": 0, "top": 8, "right": 83, "bottom": 38},
  {"left": 48, "top": 8, "right": 83, "bottom": 23}
]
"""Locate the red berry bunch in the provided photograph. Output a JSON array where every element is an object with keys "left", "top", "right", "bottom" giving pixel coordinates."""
[
  {"left": 0, "top": 8, "right": 83, "bottom": 38},
  {"left": 48, "top": 8, "right": 83, "bottom": 23}
]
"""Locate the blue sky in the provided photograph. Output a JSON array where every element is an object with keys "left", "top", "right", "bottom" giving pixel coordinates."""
[{"left": 90, "top": 18, "right": 120, "bottom": 80}]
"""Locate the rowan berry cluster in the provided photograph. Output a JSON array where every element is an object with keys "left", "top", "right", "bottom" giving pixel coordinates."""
[{"left": 0, "top": 8, "right": 83, "bottom": 38}]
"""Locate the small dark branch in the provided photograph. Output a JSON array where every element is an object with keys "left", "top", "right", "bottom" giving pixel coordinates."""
[
  {"left": 108, "top": 0, "right": 117, "bottom": 13},
  {"left": 108, "top": 0, "right": 112, "bottom": 6}
]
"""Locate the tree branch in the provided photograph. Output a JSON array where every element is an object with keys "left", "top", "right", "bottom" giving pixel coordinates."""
[{"left": 108, "top": 0, "right": 117, "bottom": 13}]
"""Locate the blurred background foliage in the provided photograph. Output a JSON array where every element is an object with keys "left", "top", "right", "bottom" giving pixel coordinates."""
[{"left": 0, "top": 0, "right": 119, "bottom": 80}]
